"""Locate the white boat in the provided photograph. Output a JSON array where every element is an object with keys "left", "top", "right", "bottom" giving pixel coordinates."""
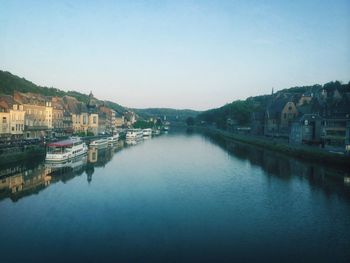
[
  {"left": 143, "top": 128, "right": 152, "bottom": 137},
  {"left": 45, "top": 155, "right": 87, "bottom": 170},
  {"left": 90, "top": 138, "right": 108, "bottom": 149},
  {"left": 152, "top": 129, "right": 161, "bottom": 135},
  {"left": 126, "top": 129, "right": 143, "bottom": 140},
  {"left": 107, "top": 134, "right": 119, "bottom": 145},
  {"left": 46, "top": 137, "right": 88, "bottom": 162}
]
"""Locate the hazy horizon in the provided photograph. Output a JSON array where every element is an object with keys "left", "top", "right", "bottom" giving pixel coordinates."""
[{"left": 1, "top": 0, "right": 349, "bottom": 110}]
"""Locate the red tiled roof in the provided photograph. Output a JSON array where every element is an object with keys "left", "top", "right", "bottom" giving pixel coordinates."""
[{"left": 48, "top": 140, "right": 73, "bottom": 147}]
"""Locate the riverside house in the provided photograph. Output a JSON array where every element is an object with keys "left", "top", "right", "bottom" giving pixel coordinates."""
[
  {"left": 0, "top": 96, "right": 25, "bottom": 138},
  {"left": 264, "top": 93, "right": 298, "bottom": 137}
]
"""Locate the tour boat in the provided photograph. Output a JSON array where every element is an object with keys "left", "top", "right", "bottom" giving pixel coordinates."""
[
  {"left": 126, "top": 129, "right": 143, "bottom": 140},
  {"left": 107, "top": 134, "right": 119, "bottom": 145},
  {"left": 46, "top": 154, "right": 87, "bottom": 170},
  {"left": 90, "top": 138, "right": 108, "bottom": 149},
  {"left": 142, "top": 128, "right": 152, "bottom": 137},
  {"left": 46, "top": 137, "right": 88, "bottom": 162}
]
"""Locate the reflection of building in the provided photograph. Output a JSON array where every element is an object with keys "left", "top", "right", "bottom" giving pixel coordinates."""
[
  {"left": 88, "top": 147, "right": 98, "bottom": 163},
  {"left": 0, "top": 164, "right": 51, "bottom": 201}
]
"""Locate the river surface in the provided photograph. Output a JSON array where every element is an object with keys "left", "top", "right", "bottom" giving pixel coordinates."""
[{"left": 0, "top": 131, "right": 350, "bottom": 263}]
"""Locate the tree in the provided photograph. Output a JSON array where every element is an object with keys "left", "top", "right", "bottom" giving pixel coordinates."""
[{"left": 186, "top": 117, "right": 195, "bottom": 126}]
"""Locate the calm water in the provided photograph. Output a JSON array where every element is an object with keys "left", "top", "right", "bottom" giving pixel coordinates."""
[{"left": 0, "top": 131, "right": 350, "bottom": 263}]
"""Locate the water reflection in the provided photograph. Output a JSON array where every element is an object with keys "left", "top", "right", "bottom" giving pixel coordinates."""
[
  {"left": 0, "top": 141, "right": 124, "bottom": 201},
  {"left": 1, "top": 132, "right": 349, "bottom": 203},
  {"left": 0, "top": 163, "right": 51, "bottom": 202},
  {"left": 202, "top": 131, "right": 350, "bottom": 201}
]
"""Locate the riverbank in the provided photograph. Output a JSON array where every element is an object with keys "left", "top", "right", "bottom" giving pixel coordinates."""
[
  {"left": 0, "top": 145, "right": 46, "bottom": 166},
  {"left": 196, "top": 126, "right": 350, "bottom": 167}
]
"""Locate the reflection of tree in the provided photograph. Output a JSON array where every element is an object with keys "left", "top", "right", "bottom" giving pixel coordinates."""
[{"left": 204, "top": 132, "right": 350, "bottom": 201}]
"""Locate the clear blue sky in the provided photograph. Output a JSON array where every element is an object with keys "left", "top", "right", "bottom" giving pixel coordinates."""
[{"left": 1, "top": 0, "right": 349, "bottom": 110}]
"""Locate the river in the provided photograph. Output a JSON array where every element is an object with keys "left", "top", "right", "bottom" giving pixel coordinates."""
[{"left": 0, "top": 130, "right": 349, "bottom": 263}]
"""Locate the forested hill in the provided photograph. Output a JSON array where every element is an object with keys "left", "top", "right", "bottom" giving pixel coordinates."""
[
  {"left": 196, "top": 81, "right": 350, "bottom": 129},
  {"left": 0, "top": 70, "right": 126, "bottom": 113},
  {"left": 133, "top": 108, "right": 200, "bottom": 122}
]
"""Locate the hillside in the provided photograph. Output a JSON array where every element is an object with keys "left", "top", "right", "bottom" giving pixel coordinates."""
[
  {"left": 134, "top": 108, "right": 201, "bottom": 122},
  {"left": 197, "top": 81, "right": 350, "bottom": 129},
  {"left": 0, "top": 70, "right": 126, "bottom": 113}
]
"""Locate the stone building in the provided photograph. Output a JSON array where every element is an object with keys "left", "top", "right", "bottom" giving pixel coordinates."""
[
  {"left": 0, "top": 96, "right": 25, "bottom": 138},
  {"left": 290, "top": 114, "right": 323, "bottom": 145},
  {"left": 99, "top": 106, "right": 116, "bottom": 134},
  {"left": 265, "top": 93, "right": 299, "bottom": 137},
  {"left": 22, "top": 101, "right": 53, "bottom": 139},
  {"left": 115, "top": 112, "right": 125, "bottom": 128}
]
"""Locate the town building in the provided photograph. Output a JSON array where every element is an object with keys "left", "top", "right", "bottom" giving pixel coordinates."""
[
  {"left": 9, "top": 104, "right": 25, "bottom": 137},
  {"left": 124, "top": 111, "right": 136, "bottom": 127},
  {"left": 115, "top": 112, "right": 125, "bottom": 128},
  {"left": 0, "top": 111, "right": 10, "bottom": 136},
  {"left": 22, "top": 101, "right": 53, "bottom": 139},
  {"left": 99, "top": 106, "right": 116, "bottom": 134},
  {"left": 290, "top": 114, "right": 323, "bottom": 145},
  {"left": 71, "top": 112, "right": 98, "bottom": 135},
  {"left": 265, "top": 94, "right": 299, "bottom": 137},
  {"left": 0, "top": 96, "right": 25, "bottom": 138}
]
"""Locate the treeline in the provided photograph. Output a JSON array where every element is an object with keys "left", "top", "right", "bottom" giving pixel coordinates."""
[
  {"left": 196, "top": 81, "right": 350, "bottom": 129},
  {"left": 134, "top": 108, "right": 200, "bottom": 122},
  {"left": 0, "top": 70, "right": 126, "bottom": 113}
]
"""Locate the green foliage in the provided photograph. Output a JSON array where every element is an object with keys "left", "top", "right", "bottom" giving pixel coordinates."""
[
  {"left": 103, "top": 100, "right": 126, "bottom": 114},
  {"left": 74, "top": 131, "right": 88, "bottom": 137},
  {"left": 197, "top": 100, "right": 255, "bottom": 129},
  {"left": 197, "top": 81, "right": 350, "bottom": 129},
  {"left": 133, "top": 120, "right": 154, "bottom": 129},
  {"left": 186, "top": 117, "right": 195, "bottom": 126},
  {"left": 0, "top": 70, "right": 128, "bottom": 112},
  {"left": 134, "top": 108, "right": 200, "bottom": 122}
]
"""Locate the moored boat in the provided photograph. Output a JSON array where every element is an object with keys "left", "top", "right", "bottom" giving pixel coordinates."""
[
  {"left": 107, "top": 134, "right": 119, "bottom": 145},
  {"left": 90, "top": 138, "right": 108, "bottom": 149},
  {"left": 46, "top": 137, "right": 88, "bottom": 162},
  {"left": 126, "top": 129, "right": 143, "bottom": 140},
  {"left": 142, "top": 128, "right": 152, "bottom": 137}
]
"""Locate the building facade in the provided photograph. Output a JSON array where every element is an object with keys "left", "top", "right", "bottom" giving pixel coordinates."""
[{"left": 23, "top": 101, "right": 53, "bottom": 138}]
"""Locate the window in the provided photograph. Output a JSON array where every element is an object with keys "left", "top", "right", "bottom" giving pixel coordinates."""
[{"left": 2, "top": 117, "right": 6, "bottom": 123}]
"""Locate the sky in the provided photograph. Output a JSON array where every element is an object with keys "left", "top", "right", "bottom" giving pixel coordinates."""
[{"left": 0, "top": 0, "right": 349, "bottom": 110}]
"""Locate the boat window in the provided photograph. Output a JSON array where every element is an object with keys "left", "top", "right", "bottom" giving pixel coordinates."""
[{"left": 48, "top": 147, "right": 63, "bottom": 154}]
